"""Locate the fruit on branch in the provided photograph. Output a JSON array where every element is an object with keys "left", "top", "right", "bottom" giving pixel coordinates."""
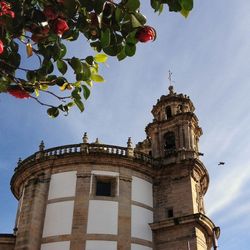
[
  {"left": 53, "top": 18, "right": 69, "bottom": 35},
  {"left": 0, "top": 40, "right": 3, "bottom": 54},
  {"left": 0, "top": 1, "right": 15, "bottom": 18},
  {"left": 0, "top": 0, "right": 194, "bottom": 117},
  {"left": 7, "top": 86, "right": 30, "bottom": 99},
  {"left": 136, "top": 26, "right": 156, "bottom": 42},
  {"left": 43, "top": 6, "right": 59, "bottom": 20}
]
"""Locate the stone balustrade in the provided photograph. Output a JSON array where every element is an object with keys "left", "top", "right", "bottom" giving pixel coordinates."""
[{"left": 14, "top": 143, "right": 154, "bottom": 171}]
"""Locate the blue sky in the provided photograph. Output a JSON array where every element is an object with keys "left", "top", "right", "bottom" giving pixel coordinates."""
[{"left": 1, "top": 0, "right": 250, "bottom": 249}]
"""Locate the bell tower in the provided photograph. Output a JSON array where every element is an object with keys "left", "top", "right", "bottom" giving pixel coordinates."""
[
  {"left": 147, "top": 85, "right": 202, "bottom": 161},
  {"left": 141, "top": 83, "right": 219, "bottom": 249}
]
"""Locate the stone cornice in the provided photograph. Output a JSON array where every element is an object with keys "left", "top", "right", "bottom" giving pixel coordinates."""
[
  {"left": 0, "top": 234, "right": 16, "bottom": 244},
  {"left": 11, "top": 148, "right": 154, "bottom": 199},
  {"left": 150, "top": 213, "right": 220, "bottom": 239}
]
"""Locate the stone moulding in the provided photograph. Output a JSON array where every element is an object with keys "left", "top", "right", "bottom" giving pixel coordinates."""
[
  {"left": 149, "top": 212, "right": 220, "bottom": 239},
  {"left": 10, "top": 143, "right": 155, "bottom": 199}
]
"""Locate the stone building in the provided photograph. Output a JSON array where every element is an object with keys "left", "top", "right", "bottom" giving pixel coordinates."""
[{"left": 0, "top": 86, "right": 220, "bottom": 250}]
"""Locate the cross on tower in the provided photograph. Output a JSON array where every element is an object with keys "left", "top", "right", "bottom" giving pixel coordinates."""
[{"left": 168, "top": 70, "right": 175, "bottom": 94}]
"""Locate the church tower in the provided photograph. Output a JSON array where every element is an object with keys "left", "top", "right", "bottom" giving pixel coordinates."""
[
  {"left": 0, "top": 83, "right": 219, "bottom": 250},
  {"left": 138, "top": 84, "right": 220, "bottom": 249}
]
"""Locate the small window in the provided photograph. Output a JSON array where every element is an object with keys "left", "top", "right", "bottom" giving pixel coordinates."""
[
  {"left": 96, "top": 180, "right": 111, "bottom": 196},
  {"left": 165, "top": 106, "right": 172, "bottom": 119},
  {"left": 178, "top": 104, "right": 183, "bottom": 113},
  {"left": 166, "top": 208, "right": 174, "bottom": 218},
  {"left": 94, "top": 176, "right": 117, "bottom": 197},
  {"left": 164, "top": 132, "right": 176, "bottom": 151}
]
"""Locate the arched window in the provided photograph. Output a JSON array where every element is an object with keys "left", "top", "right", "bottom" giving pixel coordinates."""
[
  {"left": 164, "top": 132, "right": 176, "bottom": 151},
  {"left": 165, "top": 106, "right": 172, "bottom": 119}
]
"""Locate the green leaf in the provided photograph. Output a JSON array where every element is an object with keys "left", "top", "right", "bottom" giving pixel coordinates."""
[
  {"left": 133, "top": 12, "right": 147, "bottom": 25},
  {"left": 86, "top": 56, "right": 94, "bottom": 65},
  {"left": 117, "top": 47, "right": 127, "bottom": 61},
  {"left": 80, "top": 0, "right": 94, "bottom": 11},
  {"left": 180, "top": 8, "right": 190, "bottom": 18},
  {"left": 26, "top": 71, "right": 36, "bottom": 82},
  {"left": 9, "top": 53, "right": 21, "bottom": 68},
  {"left": 94, "top": 54, "right": 108, "bottom": 63},
  {"left": 74, "top": 99, "right": 85, "bottom": 112},
  {"left": 179, "top": 0, "right": 193, "bottom": 11},
  {"left": 103, "top": 44, "right": 122, "bottom": 56},
  {"left": 125, "top": 0, "right": 140, "bottom": 11},
  {"left": 59, "top": 44, "right": 67, "bottom": 58},
  {"left": 0, "top": 82, "right": 9, "bottom": 92},
  {"left": 42, "top": 60, "right": 54, "bottom": 75},
  {"left": 101, "top": 29, "right": 111, "bottom": 48},
  {"left": 125, "top": 43, "right": 136, "bottom": 57},
  {"left": 164, "top": 0, "right": 182, "bottom": 12},
  {"left": 72, "top": 87, "right": 81, "bottom": 99},
  {"left": 62, "top": 0, "right": 78, "bottom": 17},
  {"left": 35, "top": 89, "right": 39, "bottom": 97},
  {"left": 54, "top": 77, "right": 67, "bottom": 86},
  {"left": 91, "top": 74, "right": 105, "bottom": 82},
  {"left": 126, "top": 30, "right": 138, "bottom": 45},
  {"left": 82, "top": 63, "right": 92, "bottom": 79},
  {"left": 86, "top": 80, "right": 93, "bottom": 87},
  {"left": 115, "top": 7, "right": 122, "bottom": 22},
  {"left": 93, "top": 0, "right": 106, "bottom": 14},
  {"left": 57, "top": 60, "right": 68, "bottom": 75},
  {"left": 82, "top": 85, "right": 91, "bottom": 99},
  {"left": 47, "top": 107, "right": 60, "bottom": 118},
  {"left": 151, "top": 0, "right": 161, "bottom": 12},
  {"left": 40, "top": 84, "right": 48, "bottom": 90},
  {"left": 69, "top": 57, "right": 83, "bottom": 74},
  {"left": 131, "top": 14, "right": 142, "bottom": 28}
]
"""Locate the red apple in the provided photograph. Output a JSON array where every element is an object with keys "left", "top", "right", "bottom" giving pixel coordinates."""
[{"left": 136, "top": 26, "right": 156, "bottom": 43}]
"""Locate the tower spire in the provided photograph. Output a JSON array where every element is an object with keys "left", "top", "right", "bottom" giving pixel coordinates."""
[{"left": 168, "top": 70, "right": 174, "bottom": 94}]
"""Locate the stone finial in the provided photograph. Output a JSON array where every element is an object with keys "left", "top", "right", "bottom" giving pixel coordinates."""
[
  {"left": 39, "top": 140, "right": 45, "bottom": 151},
  {"left": 127, "top": 137, "right": 133, "bottom": 148},
  {"left": 82, "top": 132, "right": 88, "bottom": 143},
  {"left": 13, "top": 227, "right": 18, "bottom": 235},
  {"left": 95, "top": 138, "right": 100, "bottom": 144},
  {"left": 168, "top": 85, "right": 174, "bottom": 95},
  {"left": 17, "top": 158, "right": 22, "bottom": 165},
  {"left": 127, "top": 137, "right": 134, "bottom": 157}
]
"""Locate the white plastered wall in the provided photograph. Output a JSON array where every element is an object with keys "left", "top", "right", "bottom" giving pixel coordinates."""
[
  {"left": 87, "top": 200, "right": 118, "bottom": 234},
  {"left": 131, "top": 244, "right": 152, "bottom": 250},
  {"left": 41, "top": 241, "right": 70, "bottom": 250},
  {"left": 85, "top": 240, "right": 117, "bottom": 250},
  {"left": 48, "top": 171, "right": 77, "bottom": 200},
  {"left": 43, "top": 201, "right": 74, "bottom": 237},
  {"left": 132, "top": 176, "right": 153, "bottom": 207},
  {"left": 131, "top": 205, "right": 153, "bottom": 241}
]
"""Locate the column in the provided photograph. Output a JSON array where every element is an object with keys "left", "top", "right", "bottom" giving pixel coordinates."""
[
  {"left": 70, "top": 172, "right": 91, "bottom": 250},
  {"left": 15, "top": 171, "right": 51, "bottom": 250},
  {"left": 117, "top": 175, "right": 132, "bottom": 250}
]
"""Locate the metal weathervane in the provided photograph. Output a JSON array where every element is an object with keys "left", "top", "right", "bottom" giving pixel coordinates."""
[{"left": 168, "top": 70, "right": 175, "bottom": 94}]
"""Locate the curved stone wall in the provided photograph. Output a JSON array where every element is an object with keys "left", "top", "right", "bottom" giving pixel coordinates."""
[{"left": 11, "top": 148, "right": 153, "bottom": 250}]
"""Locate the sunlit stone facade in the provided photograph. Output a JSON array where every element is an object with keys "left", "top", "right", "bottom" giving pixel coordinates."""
[{"left": 0, "top": 87, "right": 219, "bottom": 250}]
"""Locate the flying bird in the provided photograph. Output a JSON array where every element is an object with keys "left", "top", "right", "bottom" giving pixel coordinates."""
[{"left": 218, "top": 162, "right": 225, "bottom": 165}]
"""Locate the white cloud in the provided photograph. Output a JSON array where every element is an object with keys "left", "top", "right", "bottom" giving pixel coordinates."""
[{"left": 206, "top": 162, "right": 250, "bottom": 216}]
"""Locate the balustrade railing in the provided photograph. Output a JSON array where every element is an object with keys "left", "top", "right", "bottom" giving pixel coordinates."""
[{"left": 15, "top": 143, "right": 153, "bottom": 171}]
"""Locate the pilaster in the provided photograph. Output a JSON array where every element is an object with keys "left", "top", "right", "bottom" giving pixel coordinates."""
[
  {"left": 14, "top": 171, "right": 50, "bottom": 250},
  {"left": 70, "top": 172, "right": 91, "bottom": 250}
]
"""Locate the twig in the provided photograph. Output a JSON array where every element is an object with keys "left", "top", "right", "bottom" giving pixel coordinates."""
[
  {"left": 29, "top": 95, "right": 55, "bottom": 108},
  {"left": 40, "top": 89, "right": 71, "bottom": 101}
]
